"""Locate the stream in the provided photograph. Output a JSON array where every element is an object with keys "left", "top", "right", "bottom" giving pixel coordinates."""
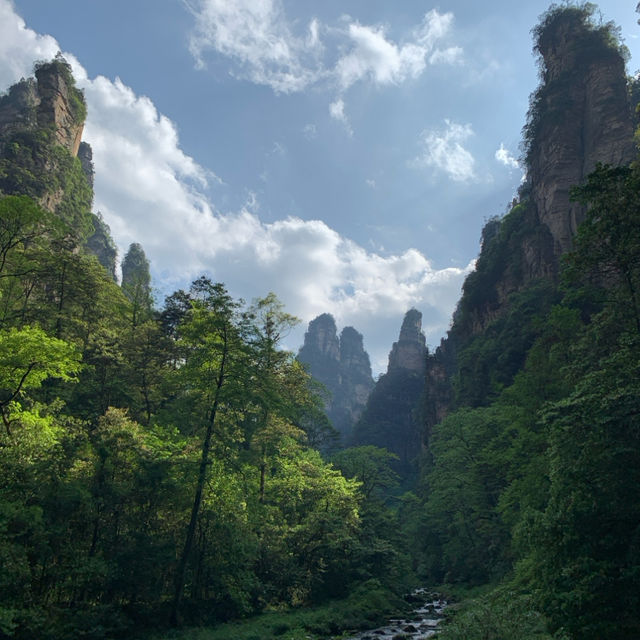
[{"left": 340, "top": 589, "right": 448, "bottom": 640}]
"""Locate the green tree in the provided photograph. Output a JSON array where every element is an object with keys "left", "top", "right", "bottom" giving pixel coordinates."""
[
  {"left": 0, "top": 325, "right": 79, "bottom": 435},
  {"left": 121, "top": 243, "right": 153, "bottom": 327},
  {"left": 170, "top": 278, "right": 249, "bottom": 625}
]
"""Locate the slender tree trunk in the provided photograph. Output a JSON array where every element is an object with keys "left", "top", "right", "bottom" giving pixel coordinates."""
[{"left": 170, "top": 343, "right": 227, "bottom": 627}]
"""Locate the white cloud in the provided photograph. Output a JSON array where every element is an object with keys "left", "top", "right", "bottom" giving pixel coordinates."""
[
  {"left": 0, "top": 0, "right": 60, "bottom": 88},
  {"left": 412, "top": 120, "right": 477, "bottom": 182},
  {"left": 365, "top": 178, "right": 376, "bottom": 189},
  {"left": 0, "top": 0, "right": 473, "bottom": 372},
  {"left": 335, "top": 23, "right": 426, "bottom": 89},
  {"left": 495, "top": 143, "right": 520, "bottom": 169},
  {"left": 184, "top": 2, "right": 462, "bottom": 103},
  {"left": 334, "top": 10, "right": 462, "bottom": 92},
  {"left": 329, "top": 98, "right": 353, "bottom": 135},
  {"left": 429, "top": 46, "right": 464, "bottom": 65},
  {"left": 184, "top": 0, "right": 323, "bottom": 93}
]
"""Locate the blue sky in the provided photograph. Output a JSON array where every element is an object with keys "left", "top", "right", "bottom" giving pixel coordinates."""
[{"left": 1, "top": 0, "right": 639, "bottom": 373}]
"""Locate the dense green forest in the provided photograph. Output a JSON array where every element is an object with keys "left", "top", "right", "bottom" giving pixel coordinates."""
[
  {"left": 0, "top": 60, "right": 413, "bottom": 639},
  {"left": 1, "top": 4, "right": 640, "bottom": 640}
]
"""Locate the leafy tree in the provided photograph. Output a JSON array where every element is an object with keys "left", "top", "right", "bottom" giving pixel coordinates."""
[
  {"left": 121, "top": 243, "right": 153, "bottom": 326},
  {"left": 170, "top": 279, "right": 249, "bottom": 625},
  {"left": 0, "top": 325, "right": 79, "bottom": 435}
]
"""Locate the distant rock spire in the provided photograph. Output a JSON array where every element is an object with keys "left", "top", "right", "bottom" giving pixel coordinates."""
[
  {"left": 298, "top": 314, "right": 374, "bottom": 439},
  {"left": 387, "top": 309, "right": 427, "bottom": 373}
]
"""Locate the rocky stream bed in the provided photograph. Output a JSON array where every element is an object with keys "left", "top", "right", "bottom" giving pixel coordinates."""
[{"left": 341, "top": 589, "right": 448, "bottom": 640}]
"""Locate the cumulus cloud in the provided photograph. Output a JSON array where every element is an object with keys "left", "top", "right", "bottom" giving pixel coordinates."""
[
  {"left": 334, "top": 10, "right": 462, "bottom": 91},
  {"left": 412, "top": 120, "right": 477, "bottom": 182},
  {"left": 184, "top": 1, "right": 462, "bottom": 99},
  {"left": 0, "top": 0, "right": 60, "bottom": 88},
  {"left": 335, "top": 23, "right": 426, "bottom": 89},
  {"left": 495, "top": 143, "right": 520, "bottom": 169},
  {"left": 184, "top": 0, "right": 324, "bottom": 93},
  {"left": 0, "top": 0, "right": 473, "bottom": 371}
]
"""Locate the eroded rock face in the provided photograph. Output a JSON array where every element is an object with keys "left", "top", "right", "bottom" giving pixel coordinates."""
[
  {"left": 34, "top": 64, "right": 84, "bottom": 157},
  {"left": 421, "top": 10, "right": 637, "bottom": 436},
  {"left": 298, "top": 315, "right": 374, "bottom": 438},
  {"left": 388, "top": 309, "right": 427, "bottom": 373},
  {"left": 298, "top": 313, "right": 341, "bottom": 389},
  {"left": 528, "top": 16, "right": 635, "bottom": 258},
  {"left": 86, "top": 212, "right": 117, "bottom": 280},
  {"left": 333, "top": 327, "right": 375, "bottom": 433},
  {"left": 78, "top": 141, "right": 94, "bottom": 190},
  {"left": 0, "top": 63, "right": 85, "bottom": 163}
]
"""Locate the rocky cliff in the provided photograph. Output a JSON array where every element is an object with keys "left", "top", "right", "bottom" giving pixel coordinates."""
[
  {"left": 455, "top": 7, "right": 635, "bottom": 340},
  {"left": 0, "top": 58, "right": 85, "bottom": 163},
  {"left": 297, "top": 314, "right": 374, "bottom": 439},
  {"left": 0, "top": 57, "right": 90, "bottom": 229},
  {"left": 526, "top": 7, "right": 635, "bottom": 259},
  {"left": 387, "top": 308, "right": 427, "bottom": 373},
  {"left": 33, "top": 61, "right": 85, "bottom": 157},
  {"left": 422, "top": 6, "right": 637, "bottom": 434},
  {"left": 0, "top": 58, "right": 122, "bottom": 277}
]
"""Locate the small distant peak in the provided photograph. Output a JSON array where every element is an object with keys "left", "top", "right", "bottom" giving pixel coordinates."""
[
  {"left": 388, "top": 309, "right": 427, "bottom": 374},
  {"left": 309, "top": 313, "right": 337, "bottom": 331}
]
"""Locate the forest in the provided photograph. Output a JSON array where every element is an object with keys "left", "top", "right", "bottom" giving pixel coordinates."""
[{"left": 1, "top": 4, "right": 639, "bottom": 640}]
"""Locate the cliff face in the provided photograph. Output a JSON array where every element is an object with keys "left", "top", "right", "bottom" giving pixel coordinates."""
[
  {"left": 458, "top": 8, "right": 633, "bottom": 339},
  {"left": 297, "top": 314, "right": 374, "bottom": 438},
  {"left": 422, "top": 7, "right": 637, "bottom": 435},
  {"left": 0, "top": 62, "right": 85, "bottom": 163},
  {"left": 34, "top": 63, "right": 84, "bottom": 157},
  {"left": 0, "top": 60, "right": 120, "bottom": 276},
  {"left": 387, "top": 308, "right": 427, "bottom": 373},
  {"left": 0, "top": 78, "right": 39, "bottom": 137},
  {"left": 0, "top": 59, "right": 90, "bottom": 227},
  {"left": 78, "top": 141, "right": 94, "bottom": 189},
  {"left": 528, "top": 13, "right": 635, "bottom": 259},
  {"left": 86, "top": 212, "right": 117, "bottom": 280}
]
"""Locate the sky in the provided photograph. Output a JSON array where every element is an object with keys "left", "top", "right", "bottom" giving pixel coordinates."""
[{"left": 1, "top": 0, "right": 639, "bottom": 374}]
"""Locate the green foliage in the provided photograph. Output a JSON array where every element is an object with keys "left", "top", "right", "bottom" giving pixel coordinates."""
[
  {"left": 566, "top": 163, "right": 640, "bottom": 332},
  {"left": 420, "top": 158, "right": 640, "bottom": 638},
  {"left": 421, "top": 406, "right": 512, "bottom": 584},
  {"left": 150, "top": 580, "right": 406, "bottom": 640},
  {"left": 0, "top": 104, "right": 404, "bottom": 637},
  {"left": 0, "top": 325, "right": 80, "bottom": 433},
  {"left": 516, "top": 337, "right": 640, "bottom": 639},
  {"left": 121, "top": 243, "right": 153, "bottom": 325},
  {"left": 454, "top": 279, "right": 559, "bottom": 407},
  {"left": 437, "top": 588, "right": 552, "bottom": 640},
  {"left": 351, "top": 369, "right": 424, "bottom": 479},
  {"left": 0, "top": 129, "right": 93, "bottom": 242}
]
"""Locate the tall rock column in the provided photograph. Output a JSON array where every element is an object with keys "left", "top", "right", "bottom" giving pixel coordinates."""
[
  {"left": 297, "top": 315, "right": 374, "bottom": 440},
  {"left": 351, "top": 309, "right": 427, "bottom": 478},
  {"left": 527, "top": 10, "right": 635, "bottom": 257}
]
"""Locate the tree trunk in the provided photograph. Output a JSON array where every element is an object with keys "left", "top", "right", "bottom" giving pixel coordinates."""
[{"left": 170, "top": 342, "right": 227, "bottom": 627}]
